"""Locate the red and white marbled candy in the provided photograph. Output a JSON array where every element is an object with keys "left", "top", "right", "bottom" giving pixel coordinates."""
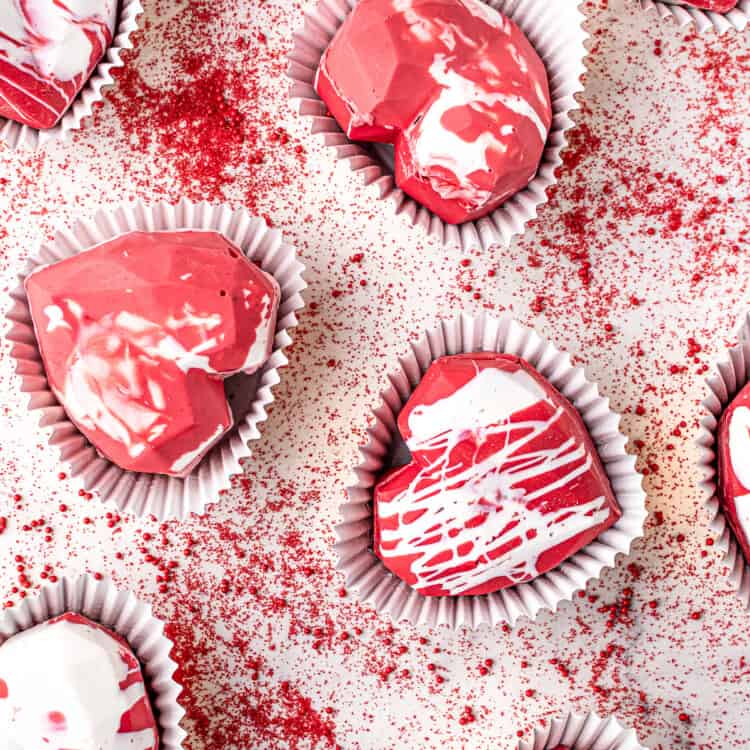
[
  {"left": 25, "top": 230, "right": 280, "bottom": 477},
  {"left": 681, "top": 0, "right": 738, "bottom": 10},
  {"left": 0, "top": 0, "right": 117, "bottom": 129},
  {"left": 315, "top": 0, "right": 551, "bottom": 225},
  {"left": 374, "top": 354, "right": 621, "bottom": 597},
  {"left": 718, "top": 380, "right": 750, "bottom": 567},
  {"left": 0, "top": 612, "right": 158, "bottom": 750}
]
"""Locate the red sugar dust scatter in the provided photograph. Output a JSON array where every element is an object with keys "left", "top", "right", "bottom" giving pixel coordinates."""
[
  {"left": 114, "top": 63, "right": 253, "bottom": 200},
  {"left": 166, "top": 618, "right": 337, "bottom": 749},
  {"left": 108, "top": 2, "right": 307, "bottom": 211}
]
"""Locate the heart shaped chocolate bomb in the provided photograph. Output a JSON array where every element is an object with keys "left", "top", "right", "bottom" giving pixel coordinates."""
[
  {"left": 25, "top": 230, "right": 279, "bottom": 477},
  {"left": 315, "top": 0, "right": 552, "bottom": 224},
  {"left": 718, "top": 381, "right": 750, "bottom": 566},
  {"left": 374, "top": 353, "right": 621, "bottom": 596}
]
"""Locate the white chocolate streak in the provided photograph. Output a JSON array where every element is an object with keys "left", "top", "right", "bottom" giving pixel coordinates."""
[
  {"left": 392, "top": 0, "right": 506, "bottom": 45},
  {"left": 55, "top": 302, "right": 229, "bottom": 460},
  {"left": 736, "top": 494, "right": 750, "bottom": 546},
  {"left": 379, "top": 367, "right": 609, "bottom": 595},
  {"left": 408, "top": 366, "right": 545, "bottom": 445},
  {"left": 241, "top": 293, "right": 272, "bottom": 372},
  {"left": 114, "top": 309, "right": 219, "bottom": 374},
  {"left": 61, "top": 354, "right": 160, "bottom": 459},
  {"left": 44, "top": 303, "right": 71, "bottom": 331},
  {"left": 0, "top": 617, "right": 155, "bottom": 750},
  {"left": 406, "top": 54, "right": 548, "bottom": 203},
  {"left": 729, "top": 406, "right": 750, "bottom": 490},
  {"left": 728, "top": 406, "right": 750, "bottom": 543},
  {"left": 0, "top": 0, "right": 116, "bottom": 81}
]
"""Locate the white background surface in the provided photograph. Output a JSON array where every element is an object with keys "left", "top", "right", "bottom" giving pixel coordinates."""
[{"left": 0, "top": 0, "right": 749, "bottom": 748}]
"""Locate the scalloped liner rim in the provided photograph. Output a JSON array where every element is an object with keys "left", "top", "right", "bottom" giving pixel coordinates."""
[
  {"left": 697, "top": 311, "right": 750, "bottom": 610},
  {"left": 336, "top": 313, "right": 648, "bottom": 629},
  {"left": 517, "top": 710, "right": 649, "bottom": 750},
  {"left": 639, "top": 0, "right": 749, "bottom": 34}
]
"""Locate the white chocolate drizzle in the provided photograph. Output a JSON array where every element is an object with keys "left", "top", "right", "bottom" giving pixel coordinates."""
[{"left": 378, "top": 367, "right": 610, "bottom": 595}]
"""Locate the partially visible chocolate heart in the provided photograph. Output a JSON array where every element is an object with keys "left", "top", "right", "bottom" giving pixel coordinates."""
[
  {"left": 0, "top": 613, "right": 159, "bottom": 749},
  {"left": 25, "top": 230, "right": 280, "bottom": 477},
  {"left": 0, "top": 0, "right": 117, "bottom": 129},
  {"left": 718, "top": 380, "right": 750, "bottom": 569},
  {"left": 374, "top": 353, "right": 621, "bottom": 597},
  {"left": 681, "top": 0, "right": 737, "bottom": 10}
]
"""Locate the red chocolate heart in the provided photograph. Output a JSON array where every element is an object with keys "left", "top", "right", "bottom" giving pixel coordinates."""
[
  {"left": 315, "top": 0, "right": 552, "bottom": 224},
  {"left": 374, "top": 353, "right": 621, "bottom": 597},
  {"left": 25, "top": 230, "right": 279, "bottom": 477},
  {"left": 718, "top": 381, "right": 750, "bottom": 566},
  {"left": 0, "top": 1, "right": 117, "bottom": 130},
  {"left": 681, "top": 0, "right": 737, "bottom": 9}
]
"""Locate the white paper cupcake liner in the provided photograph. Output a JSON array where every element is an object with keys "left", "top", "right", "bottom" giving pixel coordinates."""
[
  {"left": 0, "top": 0, "right": 143, "bottom": 150},
  {"left": 0, "top": 574, "right": 186, "bottom": 749},
  {"left": 6, "top": 198, "right": 307, "bottom": 520},
  {"left": 697, "top": 312, "right": 750, "bottom": 608},
  {"left": 639, "top": 0, "right": 749, "bottom": 34},
  {"left": 518, "top": 712, "right": 648, "bottom": 750},
  {"left": 336, "top": 313, "right": 647, "bottom": 629},
  {"left": 287, "top": 0, "right": 588, "bottom": 251}
]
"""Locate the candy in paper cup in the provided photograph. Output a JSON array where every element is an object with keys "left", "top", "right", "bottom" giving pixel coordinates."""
[
  {"left": 697, "top": 312, "right": 750, "bottom": 608},
  {"left": 0, "top": 0, "right": 143, "bottom": 150},
  {"left": 336, "top": 313, "right": 647, "bottom": 629},
  {"left": 518, "top": 711, "right": 648, "bottom": 750},
  {"left": 638, "top": 0, "right": 749, "bottom": 34},
  {"left": 6, "top": 198, "right": 307, "bottom": 520},
  {"left": 287, "top": 0, "right": 588, "bottom": 252},
  {"left": 0, "top": 574, "right": 186, "bottom": 749}
]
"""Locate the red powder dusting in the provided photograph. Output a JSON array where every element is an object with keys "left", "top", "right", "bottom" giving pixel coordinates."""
[
  {"left": 166, "top": 618, "right": 337, "bottom": 749},
  {"left": 108, "top": 1, "right": 307, "bottom": 211}
]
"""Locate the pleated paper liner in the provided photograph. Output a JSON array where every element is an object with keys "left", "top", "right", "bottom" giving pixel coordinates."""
[
  {"left": 287, "top": 0, "right": 588, "bottom": 251},
  {"left": 6, "top": 199, "right": 307, "bottom": 520},
  {"left": 0, "top": 0, "right": 144, "bottom": 150},
  {"left": 639, "top": 0, "right": 749, "bottom": 33},
  {"left": 697, "top": 311, "right": 750, "bottom": 608},
  {"left": 0, "top": 574, "right": 186, "bottom": 749},
  {"left": 337, "top": 313, "right": 647, "bottom": 629},
  {"left": 518, "top": 712, "right": 648, "bottom": 750}
]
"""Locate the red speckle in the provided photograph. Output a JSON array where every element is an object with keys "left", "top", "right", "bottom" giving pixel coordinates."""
[{"left": 47, "top": 711, "right": 66, "bottom": 730}]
